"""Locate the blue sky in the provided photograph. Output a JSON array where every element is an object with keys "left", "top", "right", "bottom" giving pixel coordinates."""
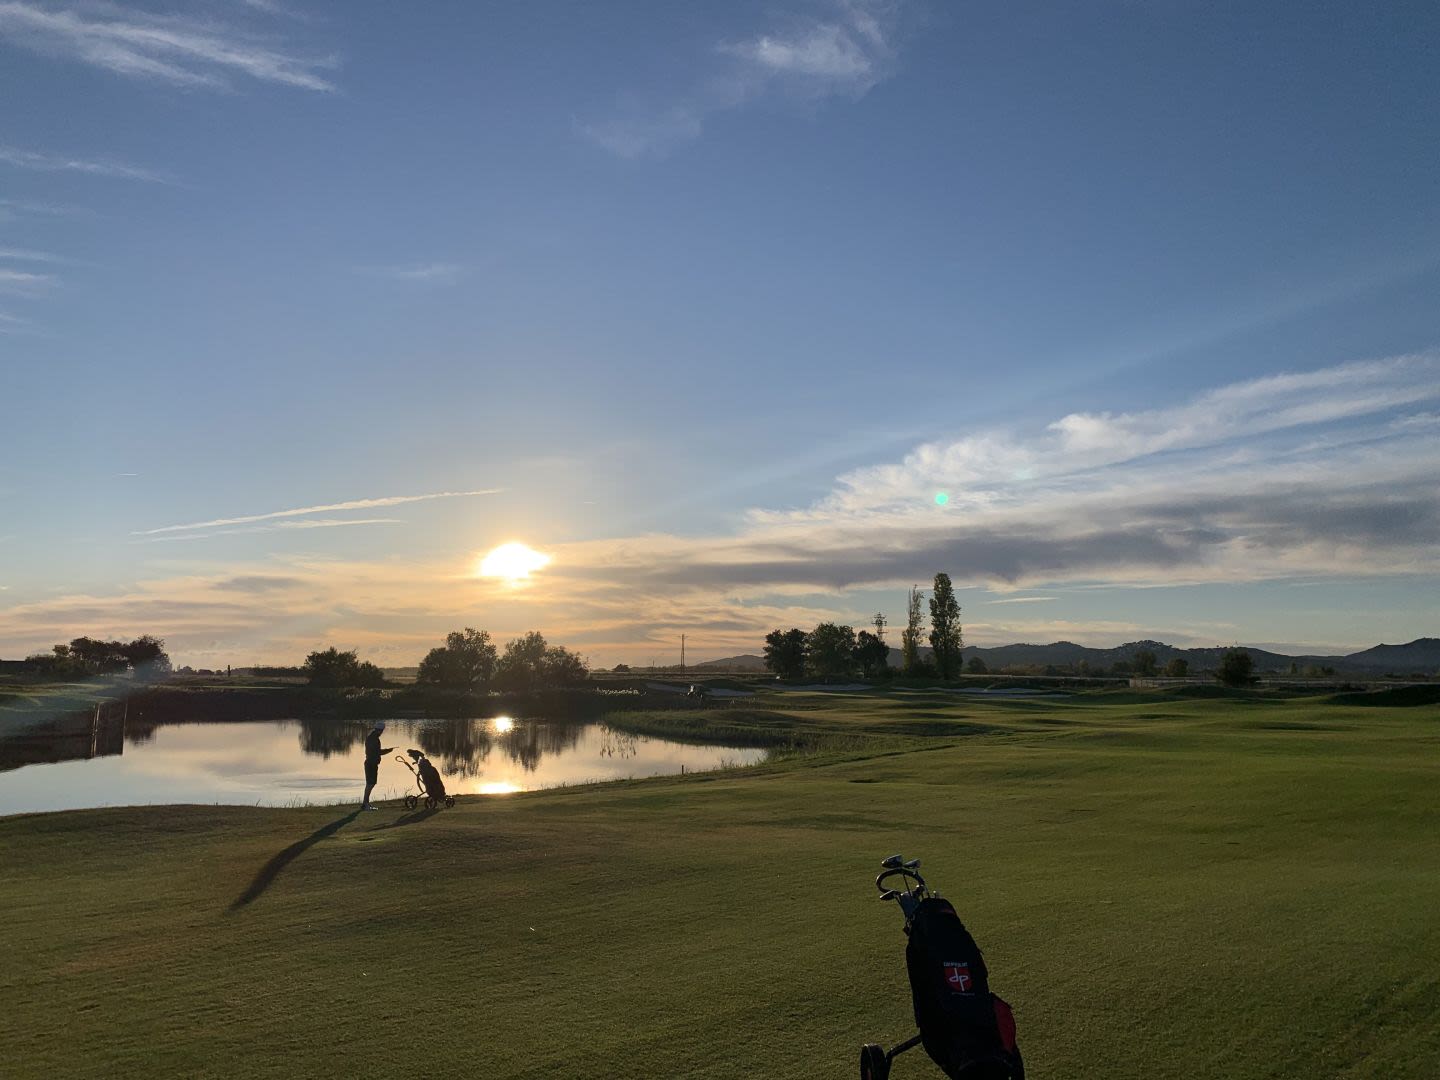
[{"left": 1, "top": 0, "right": 1438, "bottom": 666}]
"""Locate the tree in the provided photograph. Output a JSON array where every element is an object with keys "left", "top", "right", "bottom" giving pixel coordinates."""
[
  {"left": 540, "top": 644, "right": 589, "bottom": 686},
  {"left": 67, "top": 636, "right": 124, "bottom": 672},
  {"left": 1217, "top": 648, "right": 1255, "bottom": 687},
  {"left": 853, "top": 630, "right": 890, "bottom": 679},
  {"left": 902, "top": 586, "right": 926, "bottom": 675},
  {"left": 928, "top": 573, "right": 963, "bottom": 680},
  {"left": 120, "top": 635, "right": 171, "bottom": 678},
  {"left": 355, "top": 661, "right": 386, "bottom": 688},
  {"left": 1165, "top": 657, "right": 1189, "bottom": 678},
  {"left": 303, "top": 647, "right": 369, "bottom": 687},
  {"left": 966, "top": 656, "right": 988, "bottom": 675},
  {"left": 807, "top": 623, "right": 857, "bottom": 679},
  {"left": 494, "top": 631, "right": 550, "bottom": 691},
  {"left": 416, "top": 628, "right": 498, "bottom": 691},
  {"left": 1133, "top": 648, "right": 1158, "bottom": 677},
  {"left": 763, "top": 628, "right": 808, "bottom": 680},
  {"left": 46, "top": 635, "right": 171, "bottom": 677},
  {"left": 491, "top": 632, "right": 588, "bottom": 690}
]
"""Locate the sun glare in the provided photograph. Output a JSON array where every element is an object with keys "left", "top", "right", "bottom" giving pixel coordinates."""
[{"left": 478, "top": 542, "right": 550, "bottom": 581}]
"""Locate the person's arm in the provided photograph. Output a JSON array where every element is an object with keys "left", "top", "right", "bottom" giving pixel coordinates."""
[{"left": 381, "top": 746, "right": 393, "bottom": 754}]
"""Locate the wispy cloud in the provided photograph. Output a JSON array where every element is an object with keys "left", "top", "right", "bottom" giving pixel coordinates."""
[
  {"left": 0, "top": 267, "right": 57, "bottom": 295},
  {"left": 0, "top": 246, "right": 70, "bottom": 264},
  {"left": 134, "top": 518, "right": 407, "bottom": 543},
  {"left": 0, "top": 1, "right": 337, "bottom": 90},
  {"left": 579, "top": 0, "right": 904, "bottom": 158},
  {"left": 134, "top": 489, "right": 503, "bottom": 536},
  {"left": 0, "top": 144, "right": 166, "bottom": 183},
  {"left": 985, "top": 596, "right": 1059, "bottom": 605},
  {"left": 717, "top": 0, "right": 896, "bottom": 88},
  {"left": 356, "top": 262, "right": 465, "bottom": 283},
  {"left": 0, "top": 197, "right": 90, "bottom": 216},
  {"left": 0, "top": 311, "right": 41, "bottom": 334}
]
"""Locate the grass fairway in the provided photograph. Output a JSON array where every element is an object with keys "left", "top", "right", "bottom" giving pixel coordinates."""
[{"left": 2, "top": 690, "right": 1438, "bottom": 1078}]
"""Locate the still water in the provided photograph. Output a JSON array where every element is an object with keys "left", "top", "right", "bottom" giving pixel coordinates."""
[{"left": 0, "top": 709, "right": 767, "bottom": 815}]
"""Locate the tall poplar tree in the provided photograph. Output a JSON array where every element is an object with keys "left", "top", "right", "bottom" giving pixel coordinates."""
[
  {"left": 928, "top": 572, "right": 963, "bottom": 680},
  {"left": 901, "top": 586, "right": 925, "bottom": 674}
]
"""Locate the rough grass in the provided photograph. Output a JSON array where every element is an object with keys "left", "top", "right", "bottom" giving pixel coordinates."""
[{"left": 1, "top": 690, "right": 1437, "bottom": 1078}]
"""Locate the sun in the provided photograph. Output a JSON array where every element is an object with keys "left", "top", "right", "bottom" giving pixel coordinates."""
[{"left": 478, "top": 542, "right": 550, "bottom": 581}]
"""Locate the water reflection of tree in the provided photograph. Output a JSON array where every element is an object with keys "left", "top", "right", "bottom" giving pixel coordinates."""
[
  {"left": 497, "top": 721, "right": 585, "bottom": 773},
  {"left": 598, "top": 726, "right": 638, "bottom": 760},
  {"left": 415, "top": 719, "right": 494, "bottom": 779},
  {"left": 297, "top": 717, "right": 367, "bottom": 759}
]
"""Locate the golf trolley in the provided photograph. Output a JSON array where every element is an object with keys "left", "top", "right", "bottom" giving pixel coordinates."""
[
  {"left": 394, "top": 748, "right": 456, "bottom": 810},
  {"left": 859, "top": 855, "right": 1023, "bottom": 1080}
]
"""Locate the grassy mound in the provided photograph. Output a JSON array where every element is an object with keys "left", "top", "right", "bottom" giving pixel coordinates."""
[{"left": 1325, "top": 684, "right": 1440, "bottom": 708}]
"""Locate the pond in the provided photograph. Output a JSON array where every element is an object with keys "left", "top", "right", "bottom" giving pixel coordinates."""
[{"left": 0, "top": 707, "right": 768, "bottom": 815}]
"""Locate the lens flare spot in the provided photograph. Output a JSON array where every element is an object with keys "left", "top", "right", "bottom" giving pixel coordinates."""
[
  {"left": 478, "top": 542, "right": 550, "bottom": 581},
  {"left": 934, "top": 492, "right": 950, "bottom": 506}
]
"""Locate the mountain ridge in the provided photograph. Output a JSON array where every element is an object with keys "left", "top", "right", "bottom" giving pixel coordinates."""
[{"left": 684, "top": 638, "right": 1440, "bottom": 674}]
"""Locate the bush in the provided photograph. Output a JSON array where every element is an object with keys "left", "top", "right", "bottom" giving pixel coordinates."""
[{"left": 1217, "top": 649, "right": 1255, "bottom": 688}]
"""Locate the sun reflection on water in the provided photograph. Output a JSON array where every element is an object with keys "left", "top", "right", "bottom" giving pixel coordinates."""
[{"left": 477, "top": 781, "right": 522, "bottom": 795}]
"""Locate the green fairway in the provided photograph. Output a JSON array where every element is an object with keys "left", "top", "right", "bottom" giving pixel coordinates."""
[{"left": 2, "top": 688, "right": 1438, "bottom": 1078}]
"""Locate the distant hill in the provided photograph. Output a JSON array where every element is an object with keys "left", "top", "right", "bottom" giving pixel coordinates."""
[
  {"left": 1338, "top": 638, "right": 1440, "bottom": 672},
  {"left": 863, "top": 637, "right": 1440, "bottom": 675},
  {"left": 690, "top": 654, "right": 767, "bottom": 672},
  {"left": 947, "top": 637, "right": 1439, "bottom": 675}
]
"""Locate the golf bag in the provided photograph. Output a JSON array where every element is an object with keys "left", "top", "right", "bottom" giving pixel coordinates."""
[
  {"left": 395, "top": 749, "right": 457, "bottom": 810},
  {"left": 417, "top": 756, "right": 447, "bottom": 802},
  {"left": 860, "top": 856, "right": 1023, "bottom": 1080},
  {"left": 906, "top": 897, "right": 1021, "bottom": 1079}
]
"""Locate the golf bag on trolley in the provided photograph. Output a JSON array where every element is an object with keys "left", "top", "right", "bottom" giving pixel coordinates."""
[
  {"left": 395, "top": 748, "right": 456, "bottom": 810},
  {"left": 860, "top": 856, "right": 1023, "bottom": 1080}
]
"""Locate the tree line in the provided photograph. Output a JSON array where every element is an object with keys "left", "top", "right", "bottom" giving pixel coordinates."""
[
  {"left": 302, "top": 628, "right": 587, "bottom": 692},
  {"left": 763, "top": 573, "right": 966, "bottom": 681},
  {"left": 25, "top": 635, "right": 172, "bottom": 678}
]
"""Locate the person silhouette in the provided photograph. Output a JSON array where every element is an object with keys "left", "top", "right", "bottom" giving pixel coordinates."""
[{"left": 361, "top": 721, "right": 393, "bottom": 810}]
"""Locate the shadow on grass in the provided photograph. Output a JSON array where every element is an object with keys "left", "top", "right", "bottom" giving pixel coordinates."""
[
  {"left": 230, "top": 809, "right": 360, "bottom": 911},
  {"left": 380, "top": 806, "right": 441, "bottom": 829}
]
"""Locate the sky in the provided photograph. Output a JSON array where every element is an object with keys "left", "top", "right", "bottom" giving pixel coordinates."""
[{"left": 1, "top": 0, "right": 1438, "bottom": 667}]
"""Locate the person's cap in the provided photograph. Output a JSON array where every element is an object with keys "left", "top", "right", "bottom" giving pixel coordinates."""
[{"left": 373, "top": 720, "right": 386, "bottom": 731}]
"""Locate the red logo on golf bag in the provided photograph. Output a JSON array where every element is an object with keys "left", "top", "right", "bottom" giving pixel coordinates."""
[{"left": 943, "top": 962, "right": 973, "bottom": 993}]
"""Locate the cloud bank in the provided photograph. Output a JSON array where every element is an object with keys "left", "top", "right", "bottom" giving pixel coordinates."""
[{"left": 3, "top": 353, "right": 1437, "bottom": 663}]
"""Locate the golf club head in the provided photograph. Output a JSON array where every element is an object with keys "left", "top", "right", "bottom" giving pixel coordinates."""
[{"left": 881, "top": 854, "right": 905, "bottom": 869}]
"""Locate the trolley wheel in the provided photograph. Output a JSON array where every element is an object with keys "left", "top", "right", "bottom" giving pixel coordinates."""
[
  {"left": 404, "top": 795, "right": 418, "bottom": 811},
  {"left": 859, "top": 1043, "right": 889, "bottom": 1080},
  {"left": 445, "top": 796, "right": 455, "bottom": 809}
]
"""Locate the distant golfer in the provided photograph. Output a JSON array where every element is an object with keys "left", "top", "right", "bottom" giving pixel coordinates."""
[{"left": 361, "top": 721, "right": 393, "bottom": 810}]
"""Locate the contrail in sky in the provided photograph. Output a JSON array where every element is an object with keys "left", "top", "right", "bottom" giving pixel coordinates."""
[{"left": 134, "top": 489, "right": 503, "bottom": 535}]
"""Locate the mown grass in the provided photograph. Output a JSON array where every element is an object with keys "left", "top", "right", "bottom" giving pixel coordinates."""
[{"left": 0, "top": 688, "right": 1437, "bottom": 1078}]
